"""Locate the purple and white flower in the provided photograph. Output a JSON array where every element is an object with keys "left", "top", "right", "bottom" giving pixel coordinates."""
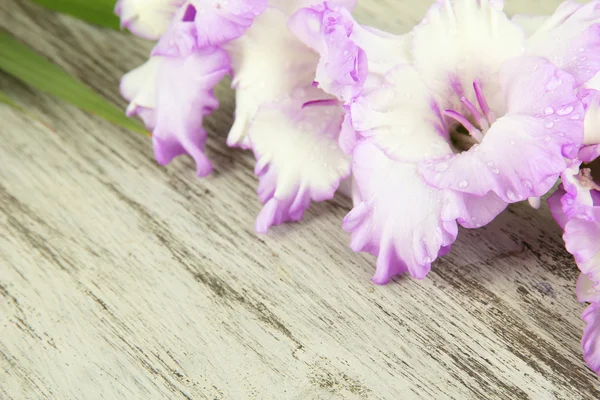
[
  {"left": 118, "top": 0, "right": 355, "bottom": 231},
  {"left": 224, "top": 0, "right": 356, "bottom": 232},
  {"left": 292, "top": 0, "right": 600, "bottom": 283}
]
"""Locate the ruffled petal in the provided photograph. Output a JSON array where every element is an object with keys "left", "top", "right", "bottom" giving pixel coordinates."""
[
  {"left": 524, "top": 0, "right": 600, "bottom": 87},
  {"left": 122, "top": 48, "right": 229, "bottom": 176},
  {"left": 564, "top": 215, "right": 600, "bottom": 288},
  {"left": 344, "top": 139, "right": 506, "bottom": 284},
  {"left": 289, "top": 2, "right": 408, "bottom": 102},
  {"left": 578, "top": 273, "right": 600, "bottom": 303},
  {"left": 192, "top": 0, "right": 267, "bottom": 47},
  {"left": 152, "top": 6, "right": 200, "bottom": 58},
  {"left": 343, "top": 140, "right": 458, "bottom": 283},
  {"left": 548, "top": 185, "right": 568, "bottom": 230},
  {"left": 120, "top": 56, "right": 161, "bottom": 130},
  {"left": 115, "top": 0, "right": 184, "bottom": 40},
  {"left": 552, "top": 155, "right": 600, "bottom": 290},
  {"left": 420, "top": 56, "right": 584, "bottom": 203},
  {"left": 224, "top": 7, "right": 319, "bottom": 148},
  {"left": 249, "top": 95, "right": 350, "bottom": 233},
  {"left": 411, "top": 0, "right": 525, "bottom": 114},
  {"left": 582, "top": 302, "right": 600, "bottom": 374}
]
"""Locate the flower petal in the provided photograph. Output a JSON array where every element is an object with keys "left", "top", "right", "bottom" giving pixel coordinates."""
[
  {"left": 582, "top": 302, "right": 600, "bottom": 374},
  {"left": 249, "top": 96, "right": 350, "bottom": 233},
  {"left": 411, "top": 0, "right": 525, "bottom": 113},
  {"left": 524, "top": 0, "right": 600, "bottom": 87},
  {"left": 343, "top": 139, "right": 506, "bottom": 284},
  {"left": 115, "top": 0, "right": 184, "bottom": 40},
  {"left": 122, "top": 48, "right": 229, "bottom": 176},
  {"left": 578, "top": 87, "right": 600, "bottom": 145},
  {"left": 350, "top": 65, "right": 450, "bottom": 162},
  {"left": 225, "top": 7, "right": 319, "bottom": 148},
  {"left": 289, "top": 3, "right": 407, "bottom": 102},
  {"left": 420, "top": 56, "right": 584, "bottom": 203},
  {"left": 548, "top": 185, "right": 568, "bottom": 230},
  {"left": 511, "top": 14, "right": 548, "bottom": 38},
  {"left": 272, "top": 0, "right": 356, "bottom": 17},
  {"left": 564, "top": 215, "right": 600, "bottom": 289},
  {"left": 192, "top": 0, "right": 267, "bottom": 47},
  {"left": 578, "top": 273, "right": 600, "bottom": 303},
  {"left": 343, "top": 140, "right": 458, "bottom": 283},
  {"left": 120, "top": 56, "right": 161, "bottom": 130}
]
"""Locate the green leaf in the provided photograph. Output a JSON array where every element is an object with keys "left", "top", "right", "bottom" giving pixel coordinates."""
[
  {"left": 0, "top": 32, "right": 148, "bottom": 135},
  {"left": 30, "top": 0, "right": 120, "bottom": 30},
  {"left": 0, "top": 90, "right": 22, "bottom": 110}
]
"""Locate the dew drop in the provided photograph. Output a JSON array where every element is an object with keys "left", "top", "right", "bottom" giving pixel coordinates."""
[
  {"left": 571, "top": 114, "right": 580, "bottom": 120},
  {"left": 546, "top": 77, "right": 562, "bottom": 90},
  {"left": 579, "top": 47, "right": 586, "bottom": 52},
  {"left": 545, "top": 121, "right": 554, "bottom": 129},
  {"left": 487, "top": 161, "right": 494, "bottom": 168},
  {"left": 493, "top": 168, "right": 500, "bottom": 174},
  {"left": 458, "top": 180, "right": 469, "bottom": 189},
  {"left": 522, "top": 179, "right": 533, "bottom": 190},
  {"left": 506, "top": 188, "right": 521, "bottom": 202},
  {"left": 422, "top": 256, "right": 432, "bottom": 264},
  {"left": 544, "top": 136, "right": 552, "bottom": 142},
  {"left": 510, "top": 140, "right": 516, "bottom": 145},
  {"left": 544, "top": 107, "right": 554, "bottom": 115},
  {"left": 557, "top": 105, "right": 574, "bottom": 116},
  {"left": 343, "top": 50, "right": 349, "bottom": 56}
]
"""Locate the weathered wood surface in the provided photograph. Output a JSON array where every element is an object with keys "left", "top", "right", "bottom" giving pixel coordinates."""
[{"left": 1, "top": 0, "right": 599, "bottom": 398}]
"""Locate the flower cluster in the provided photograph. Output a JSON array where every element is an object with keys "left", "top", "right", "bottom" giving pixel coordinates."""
[{"left": 117, "top": 0, "right": 600, "bottom": 376}]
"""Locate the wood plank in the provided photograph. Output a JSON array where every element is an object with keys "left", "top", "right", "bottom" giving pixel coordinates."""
[{"left": 1, "top": 0, "right": 599, "bottom": 398}]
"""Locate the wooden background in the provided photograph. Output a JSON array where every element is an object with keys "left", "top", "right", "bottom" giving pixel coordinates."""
[{"left": 1, "top": 0, "right": 599, "bottom": 398}]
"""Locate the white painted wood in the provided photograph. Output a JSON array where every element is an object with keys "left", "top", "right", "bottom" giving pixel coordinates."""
[{"left": 1, "top": 0, "right": 599, "bottom": 398}]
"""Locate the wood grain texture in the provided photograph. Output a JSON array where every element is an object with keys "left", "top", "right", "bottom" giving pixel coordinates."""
[{"left": 1, "top": 0, "right": 599, "bottom": 398}]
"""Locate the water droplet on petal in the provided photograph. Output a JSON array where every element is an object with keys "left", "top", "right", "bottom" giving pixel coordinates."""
[
  {"left": 557, "top": 105, "right": 574, "bottom": 116},
  {"left": 510, "top": 140, "right": 516, "bottom": 145},
  {"left": 546, "top": 77, "right": 562, "bottom": 90},
  {"left": 506, "top": 188, "right": 521, "bottom": 202},
  {"left": 544, "top": 107, "right": 554, "bottom": 115},
  {"left": 493, "top": 168, "right": 500, "bottom": 175},
  {"left": 571, "top": 114, "right": 580, "bottom": 120},
  {"left": 522, "top": 179, "right": 533, "bottom": 190},
  {"left": 545, "top": 121, "right": 554, "bottom": 129},
  {"left": 544, "top": 136, "right": 552, "bottom": 142},
  {"left": 579, "top": 47, "right": 586, "bottom": 52},
  {"left": 458, "top": 180, "right": 469, "bottom": 189},
  {"left": 487, "top": 161, "right": 494, "bottom": 167},
  {"left": 422, "top": 256, "right": 432, "bottom": 264}
]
